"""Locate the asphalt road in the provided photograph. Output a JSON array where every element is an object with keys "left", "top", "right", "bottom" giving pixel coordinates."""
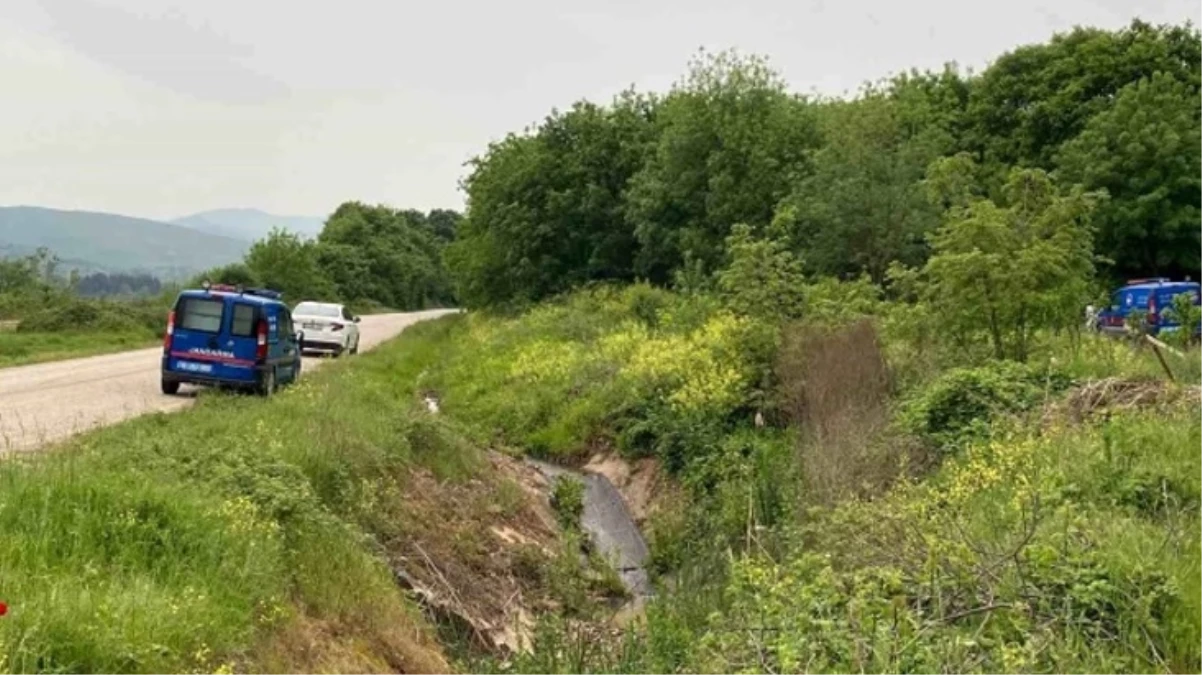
[{"left": 0, "top": 310, "right": 457, "bottom": 455}]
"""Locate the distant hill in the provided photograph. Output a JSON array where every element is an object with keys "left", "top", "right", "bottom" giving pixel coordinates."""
[
  {"left": 0, "top": 206, "right": 248, "bottom": 280},
  {"left": 172, "top": 208, "right": 325, "bottom": 242}
]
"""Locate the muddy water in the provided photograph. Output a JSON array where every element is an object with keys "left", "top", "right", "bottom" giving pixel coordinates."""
[{"left": 526, "top": 459, "right": 653, "bottom": 599}]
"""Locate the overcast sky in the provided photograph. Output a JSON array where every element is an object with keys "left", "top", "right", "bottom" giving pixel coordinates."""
[{"left": 0, "top": 0, "right": 1196, "bottom": 222}]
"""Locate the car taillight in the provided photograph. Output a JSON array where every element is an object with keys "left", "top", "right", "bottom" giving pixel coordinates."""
[
  {"left": 163, "top": 311, "right": 175, "bottom": 351},
  {"left": 256, "top": 318, "right": 268, "bottom": 361},
  {"left": 331, "top": 322, "right": 344, "bottom": 332}
]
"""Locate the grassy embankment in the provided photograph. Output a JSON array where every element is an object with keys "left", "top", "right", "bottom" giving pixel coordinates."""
[
  {"left": 0, "top": 330, "right": 158, "bottom": 368},
  {"left": 0, "top": 319, "right": 491, "bottom": 673},
  {"left": 399, "top": 285, "right": 1201, "bottom": 673},
  {"left": 0, "top": 298, "right": 166, "bottom": 369}
]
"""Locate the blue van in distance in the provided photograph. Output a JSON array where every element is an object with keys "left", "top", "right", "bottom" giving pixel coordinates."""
[
  {"left": 1095, "top": 278, "right": 1201, "bottom": 337},
  {"left": 161, "top": 283, "right": 302, "bottom": 396}
]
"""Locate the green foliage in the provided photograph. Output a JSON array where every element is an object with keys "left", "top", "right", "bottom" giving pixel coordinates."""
[
  {"left": 801, "top": 274, "right": 884, "bottom": 326},
  {"left": 716, "top": 223, "right": 805, "bottom": 321},
  {"left": 1056, "top": 71, "right": 1202, "bottom": 280},
  {"left": 0, "top": 330, "right": 158, "bottom": 368},
  {"left": 317, "top": 202, "right": 454, "bottom": 310},
  {"left": 626, "top": 49, "right": 818, "bottom": 282},
  {"left": 1164, "top": 292, "right": 1202, "bottom": 348},
  {"left": 16, "top": 298, "right": 164, "bottom": 336},
  {"left": 777, "top": 76, "right": 958, "bottom": 281},
  {"left": 244, "top": 228, "right": 336, "bottom": 303},
  {"left": 447, "top": 23, "right": 1198, "bottom": 310},
  {"left": 965, "top": 19, "right": 1201, "bottom": 171},
  {"left": 550, "top": 476, "right": 585, "bottom": 530},
  {"left": 899, "top": 361, "right": 1071, "bottom": 452},
  {"left": 447, "top": 94, "right": 656, "bottom": 308},
  {"left": 912, "top": 163, "right": 1100, "bottom": 361},
  {"left": 193, "top": 262, "right": 259, "bottom": 288}
]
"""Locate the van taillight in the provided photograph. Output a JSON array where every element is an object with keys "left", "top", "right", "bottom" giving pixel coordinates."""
[
  {"left": 163, "top": 311, "right": 175, "bottom": 351},
  {"left": 1148, "top": 296, "right": 1158, "bottom": 325},
  {"left": 256, "top": 318, "right": 268, "bottom": 361}
]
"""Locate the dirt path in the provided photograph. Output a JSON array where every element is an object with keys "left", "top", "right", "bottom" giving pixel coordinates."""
[{"left": 0, "top": 310, "right": 456, "bottom": 454}]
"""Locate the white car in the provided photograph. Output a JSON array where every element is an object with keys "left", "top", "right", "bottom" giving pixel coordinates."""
[{"left": 293, "top": 301, "right": 361, "bottom": 357}]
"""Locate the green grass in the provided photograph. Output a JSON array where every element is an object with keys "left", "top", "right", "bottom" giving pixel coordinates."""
[
  {"left": 0, "top": 318, "right": 471, "bottom": 673},
  {"left": 0, "top": 330, "right": 159, "bottom": 368}
]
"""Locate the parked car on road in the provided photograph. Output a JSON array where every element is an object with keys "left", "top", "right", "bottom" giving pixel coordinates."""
[
  {"left": 1094, "top": 278, "right": 1201, "bottom": 338},
  {"left": 292, "top": 301, "right": 361, "bottom": 357},
  {"left": 161, "top": 283, "right": 302, "bottom": 396}
]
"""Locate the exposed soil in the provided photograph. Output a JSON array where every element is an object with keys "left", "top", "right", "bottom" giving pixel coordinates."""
[{"left": 388, "top": 451, "right": 560, "bottom": 655}]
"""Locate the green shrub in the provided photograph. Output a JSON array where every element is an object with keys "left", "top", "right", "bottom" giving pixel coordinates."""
[
  {"left": 900, "top": 361, "right": 1073, "bottom": 452},
  {"left": 550, "top": 476, "right": 585, "bottom": 531},
  {"left": 16, "top": 298, "right": 165, "bottom": 337}
]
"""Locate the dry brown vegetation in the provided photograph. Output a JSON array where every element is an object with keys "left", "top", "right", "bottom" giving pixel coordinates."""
[
  {"left": 775, "top": 319, "right": 919, "bottom": 504},
  {"left": 387, "top": 452, "right": 564, "bottom": 656},
  {"left": 1044, "top": 376, "right": 1202, "bottom": 426}
]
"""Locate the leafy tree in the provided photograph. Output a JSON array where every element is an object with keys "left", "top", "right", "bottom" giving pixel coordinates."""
[
  {"left": 193, "top": 263, "right": 259, "bottom": 288},
  {"left": 717, "top": 223, "right": 805, "bottom": 321},
  {"left": 965, "top": 20, "right": 1201, "bottom": 171},
  {"left": 448, "top": 92, "right": 656, "bottom": 307},
  {"left": 318, "top": 202, "right": 453, "bottom": 309},
  {"left": 1056, "top": 72, "right": 1202, "bottom": 280},
  {"left": 424, "top": 209, "right": 461, "bottom": 243},
  {"left": 625, "top": 49, "right": 818, "bottom": 282},
  {"left": 75, "top": 272, "right": 163, "bottom": 298},
  {"left": 1164, "top": 292, "right": 1202, "bottom": 348},
  {"left": 245, "top": 228, "right": 337, "bottom": 303},
  {"left": 776, "top": 77, "right": 958, "bottom": 282},
  {"left": 915, "top": 161, "right": 1101, "bottom": 361}
]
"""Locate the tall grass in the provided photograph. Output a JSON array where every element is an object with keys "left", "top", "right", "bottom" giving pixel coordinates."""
[
  {"left": 0, "top": 330, "right": 158, "bottom": 368},
  {"left": 0, "top": 319, "right": 471, "bottom": 673}
]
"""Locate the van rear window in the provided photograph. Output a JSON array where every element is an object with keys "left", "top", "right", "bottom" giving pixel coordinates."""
[
  {"left": 231, "top": 304, "right": 257, "bottom": 337},
  {"left": 178, "top": 298, "right": 224, "bottom": 333}
]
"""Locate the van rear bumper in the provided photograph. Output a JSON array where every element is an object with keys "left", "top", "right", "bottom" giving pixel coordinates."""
[{"left": 161, "top": 354, "right": 269, "bottom": 389}]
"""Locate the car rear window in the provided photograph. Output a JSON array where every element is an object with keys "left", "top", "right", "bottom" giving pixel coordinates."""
[
  {"left": 230, "top": 304, "right": 258, "bottom": 337},
  {"left": 178, "top": 297, "right": 224, "bottom": 333},
  {"left": 294, "top": 302, "right": 341, "bottom": 318}
]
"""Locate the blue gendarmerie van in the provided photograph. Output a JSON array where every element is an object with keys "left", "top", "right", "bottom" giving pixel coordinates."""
[
  {"left": 161, "top": 283, "right": 302, "bottom": 396},
  {"left": 1094, "top": 278, "right": 1201, "bottom": 338}
]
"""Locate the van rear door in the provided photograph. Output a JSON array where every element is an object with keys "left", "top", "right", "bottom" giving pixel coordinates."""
[
  {"left": 226, "top": 302, "right": 265, "bottom": 374},
  {"left": 165, "top": 294, "right": 257, "bottom": 384}
]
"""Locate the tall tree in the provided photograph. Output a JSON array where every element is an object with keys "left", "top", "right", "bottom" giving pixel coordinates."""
[
  {"left": 245, "top": 228, "right": 337, "bottom": 302},
  {"left": 318, "top": 202, "right": 453, "bottom": 309},
  {"left": 965, "top": 20, "right": 1201, "bottom": 172},
  {"left": 776, "top": 70, "right": 964, "bottom": 282},
  {"left": 916, "top": 160, "right": 1101, "bottom": 361},
  {"left": 448, "top": 92, "right": 657, "bottom": 307},
  {"left": 1056, "top": 72, "right": 1202, "bottom": 280},
  {"left": 625, "top": 49, "right": 818, "bottom": 283}
]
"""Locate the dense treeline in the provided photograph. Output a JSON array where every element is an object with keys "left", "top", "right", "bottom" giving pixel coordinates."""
[
  {"left": 203, "top": 202, "right": 460, "bottom": 311},
  {"left": 75, "top": 272, "right": 163, "bottom": 298},
  {"left": 448, "top": 21, "right": 1201, "bottom": 308}
]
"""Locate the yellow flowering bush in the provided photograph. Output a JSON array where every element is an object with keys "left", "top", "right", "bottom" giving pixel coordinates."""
[
  {"left": 509, "top": 339, "right": 590, "bottom": 384},
  {"left": 624, "top": 311, "right": 757, "bottom": 414}
]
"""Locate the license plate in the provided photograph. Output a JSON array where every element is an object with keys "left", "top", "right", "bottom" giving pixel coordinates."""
[
  {"left": 173, "top": 360, "right": 213, "bottom": 374},
  {"left": 304, "top": 322, "right": 321, "bottom": 330}
]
